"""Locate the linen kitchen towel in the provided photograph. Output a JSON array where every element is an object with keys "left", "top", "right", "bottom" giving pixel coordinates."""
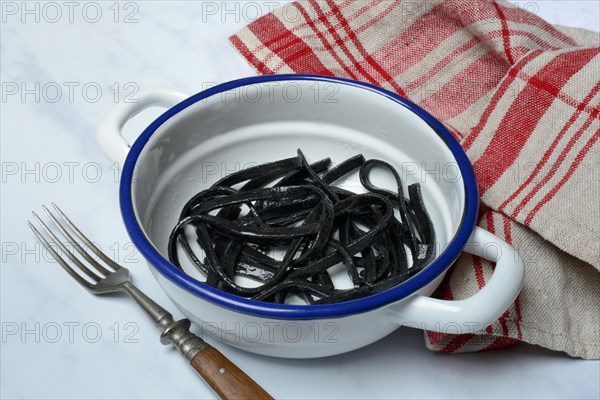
[{"left": 229, "top": 0, "right": 600, "bottom": 358}]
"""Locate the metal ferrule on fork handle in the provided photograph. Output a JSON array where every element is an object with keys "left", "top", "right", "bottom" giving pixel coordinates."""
[{"left": 159, "top": 319, "right": 208, "bottom": 361}]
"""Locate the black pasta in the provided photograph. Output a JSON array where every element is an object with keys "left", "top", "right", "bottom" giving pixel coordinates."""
[{"left": 168, "top": 149, "right": 436, "bottom": 304}]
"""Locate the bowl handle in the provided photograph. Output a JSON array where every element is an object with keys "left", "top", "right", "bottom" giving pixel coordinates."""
[
  {"left": 387, "top": 226, "right": 524, "bottom": 334},
  {"left": 97, "top": 89, "right": 188, "bottom": 164}
]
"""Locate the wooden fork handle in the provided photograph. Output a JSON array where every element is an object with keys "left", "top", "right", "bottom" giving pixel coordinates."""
[
  {"left": 190, "top": 346, "right": 274, "bottom": 400},
  {"left": 158, "top": 318, "right": 272, "bottom": 400}
]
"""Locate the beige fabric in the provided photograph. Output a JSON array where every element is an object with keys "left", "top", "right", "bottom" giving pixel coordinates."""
[
  {"left": 557, "top": 26, "right": 600, "bottom": 48},
  {"left": 428, "top": 209, "right": 600, "bottom": 359}
]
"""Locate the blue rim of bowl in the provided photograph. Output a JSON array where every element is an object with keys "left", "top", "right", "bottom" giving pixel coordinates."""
[{"left": 120, "top": 74, "right": 479, "bottom": 320}]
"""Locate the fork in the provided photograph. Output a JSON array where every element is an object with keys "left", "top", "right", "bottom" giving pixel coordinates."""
[{"left": 28, "top": 203, "right": 273, "bottom": 400}]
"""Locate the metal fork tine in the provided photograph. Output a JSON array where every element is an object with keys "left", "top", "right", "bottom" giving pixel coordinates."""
[
  {"left": 51, "top": 202, "right": 122, "bottom": 271},
  {"left": 28, "top": 221, "right": 95, "bottom": 289},
  {"left": 42, "top": 205, "right": 111, "bottom": 276},
  {"left": 32, "top": 211, "right": 101, "bottom": 283}
]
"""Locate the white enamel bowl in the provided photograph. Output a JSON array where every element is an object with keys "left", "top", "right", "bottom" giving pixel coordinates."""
[{"left": 98, "top": 75, "right": 524, "bottom": 358}]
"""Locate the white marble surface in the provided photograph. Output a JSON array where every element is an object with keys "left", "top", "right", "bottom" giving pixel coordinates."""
[{"left": 1, "top": 1, "right": 599, "bottom": 399}]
